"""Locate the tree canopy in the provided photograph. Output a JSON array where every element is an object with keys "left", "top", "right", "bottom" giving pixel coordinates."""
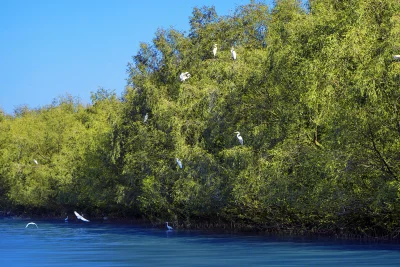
[{"left": 1, "top": 0, "right": 399, "bottom": 237}]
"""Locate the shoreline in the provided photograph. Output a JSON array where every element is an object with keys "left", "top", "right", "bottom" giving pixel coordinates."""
[{"left": 2, "top": 213, "right": 400, "bottom": 242}]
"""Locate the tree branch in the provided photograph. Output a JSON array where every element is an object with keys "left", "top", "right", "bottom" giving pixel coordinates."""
[{"left": 368, "top": 125, "right": 398, "bottom": 181}]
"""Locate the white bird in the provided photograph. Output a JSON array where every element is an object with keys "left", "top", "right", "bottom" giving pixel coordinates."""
[
  {"left": 64, "top": 215, "right": 68, "bottom": 222},
  {"left": 213, "top": 44, "right": 218, "bottom": 58},
  {"left": 33, "top": 159, "right": 38, "bottom": 165},
  {"left": 74, "top": 211, "right": 90, "bottom": 222},
  {"left": 166, "top": 222, "right": 173, "bottom": 230},
  {"left": 25, "top": 222, "right": 38, "bottom": 228},
  {"left": 144, "top": 113, "right": 148, "bottom": 123},
  {"left": 234, "top": 131, "right": 243, "bottom": 145},
  {"left": 394, "top": 55, "right": 400, "bottom": 60},
  {"left": 231, "top": 47, "right": 237, "bottom": 60},
  {"left": 179, "top": 72, "right": 191, "bottom": 82},
  {"left": 176, "top": 158, "right": 182, "bottom": 169}
]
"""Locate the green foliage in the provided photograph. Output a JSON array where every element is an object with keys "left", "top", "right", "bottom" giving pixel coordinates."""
[{"left": 1, "top": 0, "right": 400, "bottom": 236}]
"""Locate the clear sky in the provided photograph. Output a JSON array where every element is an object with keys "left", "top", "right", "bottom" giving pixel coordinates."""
[{"left": 0, "top": 0, "right": 273, "bottom": 115}]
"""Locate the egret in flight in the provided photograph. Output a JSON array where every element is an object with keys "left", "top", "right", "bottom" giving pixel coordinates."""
[
  {"left": 166, "top": 222, "right": 173, "bottom": 230},
  {"left": 176, "top": 158, "right": 183, "bottom": 169},
  {"left": 394, "top": 55, "right": 400, "bottom": 60},
  {"left": 26, "top": 222, "right": 38, "bottom": 228},
  {"left": 179, "top": 72, "right": 191, "bottom": 82},
  {"left": 74, "top": 211, "right": 90, "bottom": 222},
  {"left": 234, "top": 131, "right": 243, "bottom": 145},
  {"left": 213, "top": 44, "right": 218, "bottom": 58},
  {"left": 33, "top": 159, "right": 38, "bottom": 165},
  {"left": 144, "top": 113, "right": 149, "bottom": 123},
  {"left": 231, "top": 47, "right": 237, "bottom": 60}
]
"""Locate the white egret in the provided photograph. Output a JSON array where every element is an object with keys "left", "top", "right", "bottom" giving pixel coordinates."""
[
  {"left": 33, "top": 159, "right": 38, "bottom": 165},
  {"left": 234, "top": 131, "right": 243, "bottom": 145},
  {"left": 213, "top": 44, "right": 218, "bottom": 58},
  {"left": 64, "top": 215, "right": 68, "bottom": 222},
  {"left": 144, "top": 113, "right": 149, "bottom": 123},
  {"left": 166, "top": 222, "right": 173, "bottom": 230},
  {"left": 25, "top": 222, "right": 38, "bottom": 228},
  {"left": 394, "top": 55, "right": 400, "bottom": 60},
  {"left": 74, "top": 211, "right": 90, "bottom": 222},
  {"left": 231, "top": 47, "right": 237, "bottom": 60},
  {"left": 179, "top": 72, "right": 191, "bottom": 82},
  {"left": 176, "top": 158, "right": 183, "bottom": 169}
]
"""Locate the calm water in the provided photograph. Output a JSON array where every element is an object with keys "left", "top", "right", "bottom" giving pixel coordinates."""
[{"left": 1, "top": 219, "right": 400, "bottom": 266}]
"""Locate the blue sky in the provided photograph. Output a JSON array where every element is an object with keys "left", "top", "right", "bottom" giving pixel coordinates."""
[{"left": 0, "top": 0, "right": 273, "bottom": 115}]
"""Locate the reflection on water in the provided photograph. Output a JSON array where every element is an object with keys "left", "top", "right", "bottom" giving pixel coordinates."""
[{"left": 0, "top": 219, "right": 400, "bottom": 266}]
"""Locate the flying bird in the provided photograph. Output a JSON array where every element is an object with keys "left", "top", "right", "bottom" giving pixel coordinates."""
[
  {"left": 179, "top": 72, "right": 191, "bottom": 82},
  {"left": 213, "top": 44, "right": 218, "bottom": 58},
  {"left": 166, "top": 222, "right": 173, "bottom": 230},
  {"left": 234, "top": 131, "right": 243, "bottom": 145},
  {"left": 231, "top": 47, "right": 237, "bottom": 60},
  {"left": 33, "top": 159, "right": 38, "bottom": 165},
  {"left": 144, "top": 113, "right": 149, "bottom": 123},
  {"left": 25, "top": 222, "right": 38, "bottom": 228},
  {"left": 176, "top": 158, "right": 183, "bottom": 169},
  {"left": 394, "top": 55, "right": 400, "bottom": 60},
  {"left": 74, "top": 211, "right": 90, "bottom": 222}
]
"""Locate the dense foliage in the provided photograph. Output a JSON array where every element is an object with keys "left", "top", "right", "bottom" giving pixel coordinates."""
[{"left": 1, "top": 0, "right": 399, "bottom": 236}]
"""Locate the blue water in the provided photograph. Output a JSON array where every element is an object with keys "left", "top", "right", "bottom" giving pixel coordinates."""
[{"left": 1, "top": 219, "right": 400, "bottom": 266}]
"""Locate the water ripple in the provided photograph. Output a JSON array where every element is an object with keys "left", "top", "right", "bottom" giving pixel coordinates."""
[{"left": 1, "top": 219, "right": 400, "bottom": 266}]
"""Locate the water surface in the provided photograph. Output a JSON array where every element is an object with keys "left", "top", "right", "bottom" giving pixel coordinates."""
[{"left": 1, "top": 219, "right": 400, "bottom": 266}]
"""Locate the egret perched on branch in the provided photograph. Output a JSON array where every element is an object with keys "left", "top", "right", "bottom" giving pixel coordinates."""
[
  {"left": 231, "top": 47, "right": 237, "bottom": 60},
  {"left": 26, "top": 222, "right": 38, "bottom": 228},
  {"left": 74, "top": 211, "right": 90, "bottom": 222},
  {"left": 166, "top": 222, "right": 173, "bottom": 230},
  {"left": 144, "top": 113, "right": 149, "bottom": 123},
  {"left": 33, "top": 159, "right": 38, "bottom": 165},
  {"left": 234, "top": 131, "right": 243, "bottom": 145},
  {"left": 176, "top": 158, "right": 183, "bottom": 169},
  {"left": 179, "top": 72, "right": 191, "bottom": 82},
  {"left": 394, "top": 55, "right": 400, "bottom": 60},
  {"left": 213, "top": 44, "right": 218, "bottom": 58}
]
